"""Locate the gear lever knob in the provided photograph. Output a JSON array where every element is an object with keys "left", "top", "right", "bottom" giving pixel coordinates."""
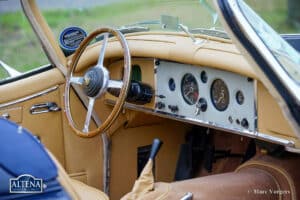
[{"left": 149, "top": 138, "right": 163, "bottom": 160}]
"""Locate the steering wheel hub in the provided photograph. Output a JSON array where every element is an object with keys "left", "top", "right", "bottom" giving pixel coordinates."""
[{"left": 83, "top": 67, "right": 108, "bottom": 98}]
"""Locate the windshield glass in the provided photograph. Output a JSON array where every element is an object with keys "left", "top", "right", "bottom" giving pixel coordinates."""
[
  {"left": 238, "top": 0, "right": 300, "bottom": 82},
  {"left": 37, "top": 0, "right": 224, "bottom": 38}
]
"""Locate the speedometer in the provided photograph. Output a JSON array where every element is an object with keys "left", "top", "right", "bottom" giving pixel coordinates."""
[
  {"left": 211, "top": 79, "right": 230, "bottom": 111},
  {"left": 181, "top": 73, "right": 199, "bottom": 105}
]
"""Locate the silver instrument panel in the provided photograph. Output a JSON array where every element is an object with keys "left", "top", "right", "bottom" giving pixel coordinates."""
[{"left": 155, "top": 61, "right": 256, "bottom": 131}]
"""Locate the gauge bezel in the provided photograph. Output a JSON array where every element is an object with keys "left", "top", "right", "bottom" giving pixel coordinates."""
[
  {"left": 210, "top": 78, "right": 230, "bottom": 111},
  {"left": 236, "top": 90, "right": 244, "bottom": 105},
  {"left": 181, "top": 73, "right": 199, "bottom": 105}
]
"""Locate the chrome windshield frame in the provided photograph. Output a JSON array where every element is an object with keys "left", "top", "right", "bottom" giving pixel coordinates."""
[{"left": 215, "top": 0, "right": 300, "bottom": 137}]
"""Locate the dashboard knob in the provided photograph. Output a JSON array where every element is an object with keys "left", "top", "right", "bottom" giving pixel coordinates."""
[
  {"left": 241, "top": 118, "right": 249, "bottom": 129},
  {"left": 195, "top": 98, "right": 207, "bottom": 115},
  {"left": 168, "top": 105, "right": 179, "bottom": 113},
  {"left": 155, "top": 102, "right": 165, "bottom": 109}
]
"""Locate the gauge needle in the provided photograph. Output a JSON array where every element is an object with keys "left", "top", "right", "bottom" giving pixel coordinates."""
[
  {"left": 186, "top": 87, "right": 194, "bottom": 96},
  {"left": 217, "top": 92, "right": 224, "bottom": 103}
]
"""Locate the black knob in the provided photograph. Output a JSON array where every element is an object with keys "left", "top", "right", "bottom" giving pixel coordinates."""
[
  {"left": 197, "top": 98, "right": 207, "bottom": 112},
  {"left": 155, "top": 102, "right": 165, "bottom": 109},
  {"left": 168, "top": 105, "right": 179, "bottom": 113},
  {"left": 241, "top": 118, "right": 249, "bottom": 129}
]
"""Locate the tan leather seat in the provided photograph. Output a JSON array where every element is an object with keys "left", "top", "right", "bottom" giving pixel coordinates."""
[
  {"left": 70, "top": 179, "right": 109, "bottom": 200},
  {"left": 123, "top": 154, "right": 300, "bottom": 200},
  {"left": 49, "top": 152, "right": 109, "bottom": 200}
]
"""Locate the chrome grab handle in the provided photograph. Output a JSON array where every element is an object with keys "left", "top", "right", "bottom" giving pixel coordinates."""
[
  {"left": 1, "top": 113, "right": 10, "bottom": 119},
  {"left": 30, "top": 102, "right": 61, "bottom": 114}
]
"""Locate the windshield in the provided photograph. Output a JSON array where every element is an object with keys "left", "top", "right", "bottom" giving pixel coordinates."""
[
  {"left": 238, "top": 0, "right": 300, "bottom": 83},
  {"left": 1, "top": 0, "right": 299, "bottom": 81},
  {"left": 37, "top": 0, "right": 224, "bottom": 38}
]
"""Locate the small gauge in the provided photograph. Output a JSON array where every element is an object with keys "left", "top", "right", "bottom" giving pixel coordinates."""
[
  {"left": 200, "top": 71, "right": 208, "bottom": 83},
  {"left": 236, "top": 90, "right": 244, "bottom": 105},
  {"left": 211, "top": 79, "right": 230, "bottom": 111},
  {"left": 181, "top": 73, "right": 199, "bottom": 105},
  {"left": 168, "top": 78, "right": 176, "bottom": 91}
]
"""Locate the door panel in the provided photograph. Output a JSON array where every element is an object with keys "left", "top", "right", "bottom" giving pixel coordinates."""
[
  {"left": 0, "top": 68, "right": 66, "bottom": 166},
  {"left": 0, "top": 67, "right": 105, "bottom": 190}
]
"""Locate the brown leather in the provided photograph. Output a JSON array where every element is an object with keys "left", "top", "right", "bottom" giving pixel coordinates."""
[
  {"left": 136, "top": 168, "right": 279, "bottom": 200},
  {"left": 236, "top": 153, "right": 300, "bottom": 200},
  {"left": 135, "top": 154, "right": 299, "bottom": 200}
]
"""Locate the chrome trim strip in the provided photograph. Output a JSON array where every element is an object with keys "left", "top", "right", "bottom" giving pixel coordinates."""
[
  {"left": 285, "top": 146, "right": 300, "bottom": 154},
  {"left": 105, "top": 99, "right": 295, "bottom": 147},
  {"left": 0, "top": 86, "right": 59, "bottom": 109},
  {"left": 254, "top": 79, "right": 258, "bottom": 131},
  {"left": 101, "top": 133, "right": 111, "bottom": 195}
]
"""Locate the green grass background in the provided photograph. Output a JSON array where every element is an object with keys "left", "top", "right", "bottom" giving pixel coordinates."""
[{"left": 0, "top": 0, "right": 298, "bottom": 80}]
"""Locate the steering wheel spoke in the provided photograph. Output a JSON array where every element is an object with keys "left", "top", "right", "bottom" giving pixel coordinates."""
[
  {"left": 83, "top": 97, "right": 95, "bottom": 133},
  {"left": 108, "top": 79, "right": 123, "bottom": 89},
  {"left": 97, "top": 32, "right": 109, "bottom": 67},
  {"left": 70, "top": 76, "right": 84, "bottom": 85}
]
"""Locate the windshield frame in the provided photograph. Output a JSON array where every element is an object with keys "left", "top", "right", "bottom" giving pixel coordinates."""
[{"left": 215, "top": 0, "right": 300, "bottom": 137}]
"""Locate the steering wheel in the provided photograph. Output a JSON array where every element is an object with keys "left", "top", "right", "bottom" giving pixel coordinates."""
[{"left": 64, "top": 27, "right": 131, "bottom": 137}]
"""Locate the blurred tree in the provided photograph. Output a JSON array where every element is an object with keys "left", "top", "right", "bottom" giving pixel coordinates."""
[{"left": 288, "top": 0, "right": 300, "bottom": 28}]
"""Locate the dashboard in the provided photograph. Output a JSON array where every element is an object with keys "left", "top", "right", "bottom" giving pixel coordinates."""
[
  {"left": 154, "top": 60, "right": 256, "bottom": 132},
  {"left": 106, "top": 55, "right": 297, "bottom": 149}
]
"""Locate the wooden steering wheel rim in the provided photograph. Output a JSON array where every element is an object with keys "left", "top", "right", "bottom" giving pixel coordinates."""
[{"left": 64, "top": 27, "right": 131, "bottom": 137}]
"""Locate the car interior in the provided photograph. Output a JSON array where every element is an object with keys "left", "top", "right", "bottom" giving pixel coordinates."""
[{"left": 0, "top": 0, "right": 300, "bottom": 199}]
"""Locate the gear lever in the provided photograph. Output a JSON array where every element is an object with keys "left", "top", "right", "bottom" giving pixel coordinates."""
[
  {"left": 149, "top": 138, "right": 163, "bottom": 160},
  {"left": 121, "top": 138, "right": 163, "bottom": 200}
]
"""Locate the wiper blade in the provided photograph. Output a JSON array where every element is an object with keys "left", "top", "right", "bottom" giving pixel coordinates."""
[
  {"left": 118, "top": 26, "right": 150, "bottom": 34},
  {"left": 124, "top": 20, "right": 161, "bottom": 27},
  {"left": 190, "top": 28, "right": 229, "bottom": 39}
]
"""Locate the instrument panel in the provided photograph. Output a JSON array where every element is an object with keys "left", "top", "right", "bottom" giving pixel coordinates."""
[{"left": 155, "top": 61, "right": 256, "bottom": 131}]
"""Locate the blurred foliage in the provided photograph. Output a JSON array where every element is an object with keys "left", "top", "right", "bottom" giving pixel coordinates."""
[{"left": 0, "top": 0, "right": 299, "bottom": 80}]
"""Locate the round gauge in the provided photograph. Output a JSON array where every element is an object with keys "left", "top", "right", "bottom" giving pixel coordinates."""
[
  {"left": 181, "top": 73, "right": 199, "bottom": 105},
  {"left": 236, "top": 90, "right": 244, "bottom": 105},
  {"left": 210, "top": 79, "right": 230, "bottom": 111}
]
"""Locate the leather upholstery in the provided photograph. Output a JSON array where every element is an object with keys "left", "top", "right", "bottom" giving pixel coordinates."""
[
  {"left": 134, "top": 153, "right": 299, "bottom": 200},
  {"left": 70, "top": 179, "right": 109, "bottom": 200}
]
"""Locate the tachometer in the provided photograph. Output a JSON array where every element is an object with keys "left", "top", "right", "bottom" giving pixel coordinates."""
[
  {"left": 181, "top": 73, "right": 199, "bottom": 105},
  {"left": 211, "top": 79, "right": 229, "bottom": 111}
]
